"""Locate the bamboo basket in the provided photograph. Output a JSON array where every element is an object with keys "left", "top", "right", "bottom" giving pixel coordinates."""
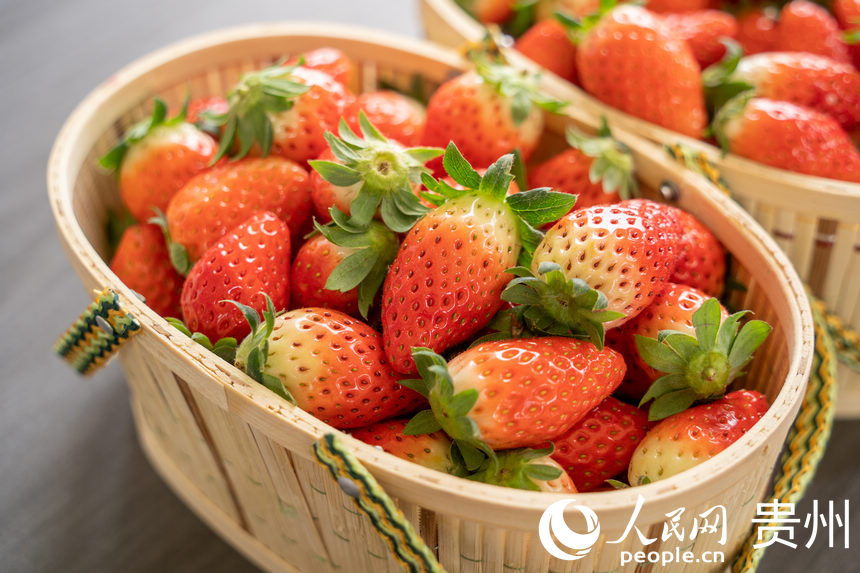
[
  {"left": 419, "top": 0, "right": 860, "bottom": 418},
  {"left": 48, "top": 23, "right": 814, "bottom": 573}
]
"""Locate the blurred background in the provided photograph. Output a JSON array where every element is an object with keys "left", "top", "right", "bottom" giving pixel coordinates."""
[{"left": 0, "top": 0, "right": 856, "bottom": 571}]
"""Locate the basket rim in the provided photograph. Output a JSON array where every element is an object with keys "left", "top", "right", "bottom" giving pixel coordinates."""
[
  {"left": 48, "top": 21, "right": 814, "bottom": 522},
  {"left": 421, "top": 0, "right": 860, "bottom": 210}
]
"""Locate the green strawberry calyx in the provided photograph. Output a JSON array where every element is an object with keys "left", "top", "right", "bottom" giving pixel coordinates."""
[
  {"left": 465, "top": 446, "right": 564, "bottom": 492},
  {"left": 711, "top": 90, "right": 756, "bottom": 156},
  {"left": 309, "top": 113, "right": 442, "bottom": 232},
  {"left": 566, "top": 118, "right": 638, "bottom": 201},
  {"left": 99, "top": 96, "right": 189, "bottom": 173},
  {"left": 207, "top": 61, "right": 311, "bottom": 162},
  {"left": 474, "top": 58, "right": 567, "bottom": 125},
  {"left": 636, "top": 298, "right": 772, "bottom": 421},
  {"left": 497, "top": 262, "right": 624, "bottom": 349},
  {"left": 422, "top": 143, "right": 578, "bottom": 266},
  {"left": 554, "top": 0, "right": 619, "bottom": 44},
  {"left": 314, "top": 214, "right": 401, "bottom": 319},
  {"left": 149, "top": 209, "right": 192, "bottom": 276},
  {"left": 400, "top": 347, "right": 497, "bottom": 473},
  {"left": 701, "top": 39, "right": 755, "bottom": 114},
  {"left": 231, "top": 295, "right": 296, "bottom": 405},
  {"left": 165, "top": 317, "right": 237, "bottom": 363}
]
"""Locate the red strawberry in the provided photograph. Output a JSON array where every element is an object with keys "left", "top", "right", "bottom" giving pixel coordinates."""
[
  {"left": 643, "top": 0, "right": 718, "bottom": 13},
  {"left": 211, "top": 61, "right": 353, "bottom": 165},
  {"left": 628, "top": 390, "right": 769, "bottom": 484},
  {"left": 466, "top": 0, "right": 514, "bottom": 23},
  {"left": 100, "top": 98, "right": 218, "bottom": 222},
  {"left": 530, "top": 199, "right": 682, "bottom": 329},
  {"left": 166, "top": 157, "right": 313, "bottom": 265},
  {"left": 775, "top": 0, "right": 851, "bottom": 64},
  {"left": 291, "top": 221, "right": 400, "bottom": 318},
  {"left": 529, "top": 120, "right": 637, "bottom": 219},
  {"left": 833, "top": 0, "right": 860, "bottom": 70},
  {"left": 309, "top": 115, "right": 441, "bottom": 228},
  {"left": 286, "top": 47, "right": 355, "bottom": 87},
  {"left": 662, "top": 10, "right": 739, "bottom": 69},
  {"left": 235, "top": 306, "right": 425, "bottom": 429},
  {"left": 343, "top": 91, "right": 426, "bottom": 147},
  {"left": 186, "top": 96, "right": 229, "bottom": 133},
  {"left": 421, "top": 62, "right": 563, "bottom": 170},
  {"left": 668, "top": 207, "right": 725, "bottom": 297},
  {"left": 735, "top": 7, "right": 779, "bottom": 55},
  {"left": 628, "top": 296, "right": 770, "bottom": 419},
  {"left": 570, "top": 4, "right": 708, "bottom": 139},
  {"left": 109, "top": 224, "right": 184, "bottom": 317},
  {"left": 181, "top": 212, "right": 291, "bottom": 342},
  {"left": 550, "top": 397, "right": 651, "bottom": 492},
  {"left": 705, "top": 48, "right": 860, "bottom": 131},
  {"left": 381, "top": 147, "right": 577, "bottom": 374},
  {"left": 713, "top": 95, "right": 860, "bottom": 182},
  {"left": 611, "top": 283, "right": 728, "bottom": 401},
  {"left": 350, "top": 418, "right": 453, "bottom": 472},
  {"left": 403, "top": 339, "right": 626, "bottom": 450},
  {"left": 515, "top": 19, "right": 579, "bottom": 84}
]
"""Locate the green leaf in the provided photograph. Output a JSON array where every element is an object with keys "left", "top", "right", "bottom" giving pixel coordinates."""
[
  {"left": 635, "top": 335, "right": 686, "bottom": 374},
  {"left": 165, "top": 317, "right": 192, "bottom": 337},
  {"left": 261, "top": 372, "right": 295, "bottom": 404},
  {"left": 309, "top": 160, "right": 362, "bottom": 187},
  {"left": 479, "top": 154, "right": 515, "bottom": 202},
  {"left": 605, "top": 479, "right": 629, "bottom": 489},
  {"left": 649, "top": 388, "right": 699, "bottom": 421},
  {"left": 505, "top": 188, "right": 577, "bottom": 227},
  {"left": 524, "top": 464, "right": 563, "bottom": 481},
  {"left": 728, "top": 320, "right": 771, "bottom": 370},
  {"left": 692, "top": 298, "right": 722, "bottom": 352},
  {"left": 358, "top": 111, "right": 388, "bottom": 143},
  {"left": 449, "top": 389, "right": 479, "bottom": 417},
  {"left": 325, "top": 248, "right": 378, "bottom": 292},
  {"left": 403, "top": 409, "right": 443, "bottom": 435},
  {"left": 350, "top": 188, "right": 383, "bottom": 227},
  {"left": 639, "top": 373, "right": 687, "bottom": 406},
  {"left": 455, "top": 441, "right": 487, "bottom": 472},
  {"left": 442, "top": 143, "right": 481, "bottom": 189}
]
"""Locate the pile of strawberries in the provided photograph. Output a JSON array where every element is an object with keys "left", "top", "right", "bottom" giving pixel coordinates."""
[
  {"left": 105, "top": 45, "right": 773, "bottom": 493},
  {"left": 466, "top": 0, "right": 860, "bottom": 182}
]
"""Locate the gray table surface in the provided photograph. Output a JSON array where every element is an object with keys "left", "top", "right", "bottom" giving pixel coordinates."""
[{"left": 1, "top": 0, "right": 857, "bottom": 571}]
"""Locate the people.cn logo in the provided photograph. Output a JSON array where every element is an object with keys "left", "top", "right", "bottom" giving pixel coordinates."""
[{"left": 538, "top": 500, "right": 601, "bottom": 560}]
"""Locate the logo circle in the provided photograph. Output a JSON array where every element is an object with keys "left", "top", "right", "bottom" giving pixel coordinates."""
[{"left": 538, "top": 499, "right": 601, "bottom": 561}]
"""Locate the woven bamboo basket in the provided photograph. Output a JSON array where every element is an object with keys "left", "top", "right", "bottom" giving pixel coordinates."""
[
  {"left": 49, "top": 23, "right": 815, "bottom": 573},
  {"left": 419, "top": 0, "right": 860, "bottom": 418}
]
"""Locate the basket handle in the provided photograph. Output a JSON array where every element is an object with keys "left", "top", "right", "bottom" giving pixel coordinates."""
[
  {"left": 313, "top": 434, "right": 445, "bottom": 573},
  {"left": 54, "top": 288, "right": 141, "bottom": 375}
]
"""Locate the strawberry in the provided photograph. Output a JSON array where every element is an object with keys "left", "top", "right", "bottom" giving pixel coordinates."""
[
  {"left": 549, "top": 397, "right": 651, "bottom": 492},
  {"left": 628, "top": 390, "right": 769, "bottom": 484},
  {"left": 632, "top": 297, "right": 771, "bottom": 419},
  {"left": 291, "top": 220, "right": 400, "bottom": 318},
  {"left": 713, "top": 95, "right": 860, "bottom": 182},
  {"left": 350, "top": 418, "right": 454, "bottom": 473},
  {"left": 99, "top": 98, "right": 217, "bottom": 222},
  {"left": 109, "top": 224, "right": 184, "bottom": 317},
  {"left": 610, "top": 283, "right": 727, "bottom": 402},
  {"left": 421, "top": 61, "right": 564, "bottom": 170},
  {"left": 209, "top": 61, "right": 353, "bottom": 164},
  {"left": 704, "top": 45, "right": 860, "bottom": 130},
  {"left": 643, "top": 0, "right": 718, "bottom": 13},
  {"left": 463, "top": 0, "right": 514, "bottom": 23},
  {"left": 234, "top": 304, "right": 425, "bottom": 429},
  {"left": 343, "top": 91, "right": 426, "bottom": 147},
  {"left": 662, "top": 10, "right": 739, "bottom": 69},
  {"left": 309, "top": 114, "right": 441, "bottom": 229},
  {"left": 668, "top": 207, "right": 725, "bottom": 297},
  {"left": 833, "top": 0, "right": 860, "bottom": 70},
  {"left": 529, "top": 120, "right": 637, "bottom": 219},
  {"left": 775, "top": 1, "right": 851, "bottom": 64},
  {"left": 515, "top": 19, "right": 579, "bottom": 84},
  {"left": 529, "top": 199, "right": 682, "bottom": 331},
  {"left": 186, "top": 96, "right": 229, "bottom": 136},
  {"left": 536, "top": 0, "right": 600, "bottom": 21},
  {"left": 735, "top": 7, "right": 779, "bottom": 55},
  {"left": 180, "top": 212, "right": 291, "bottom": 343},
  {"left": 566, "top": 4, "right": 708, "bottom": 139},
  {"left": 402, "top": 339, "right": 625, "bottom": 453},
  {"left": 380, "top": 146, "right": 577, "bottom": 374},
  {"left": 165, "top": 157, "right": 313, "bottom": 267},
  {"left": 286, "top": 47, "right": 355, "bottom": 87}
]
